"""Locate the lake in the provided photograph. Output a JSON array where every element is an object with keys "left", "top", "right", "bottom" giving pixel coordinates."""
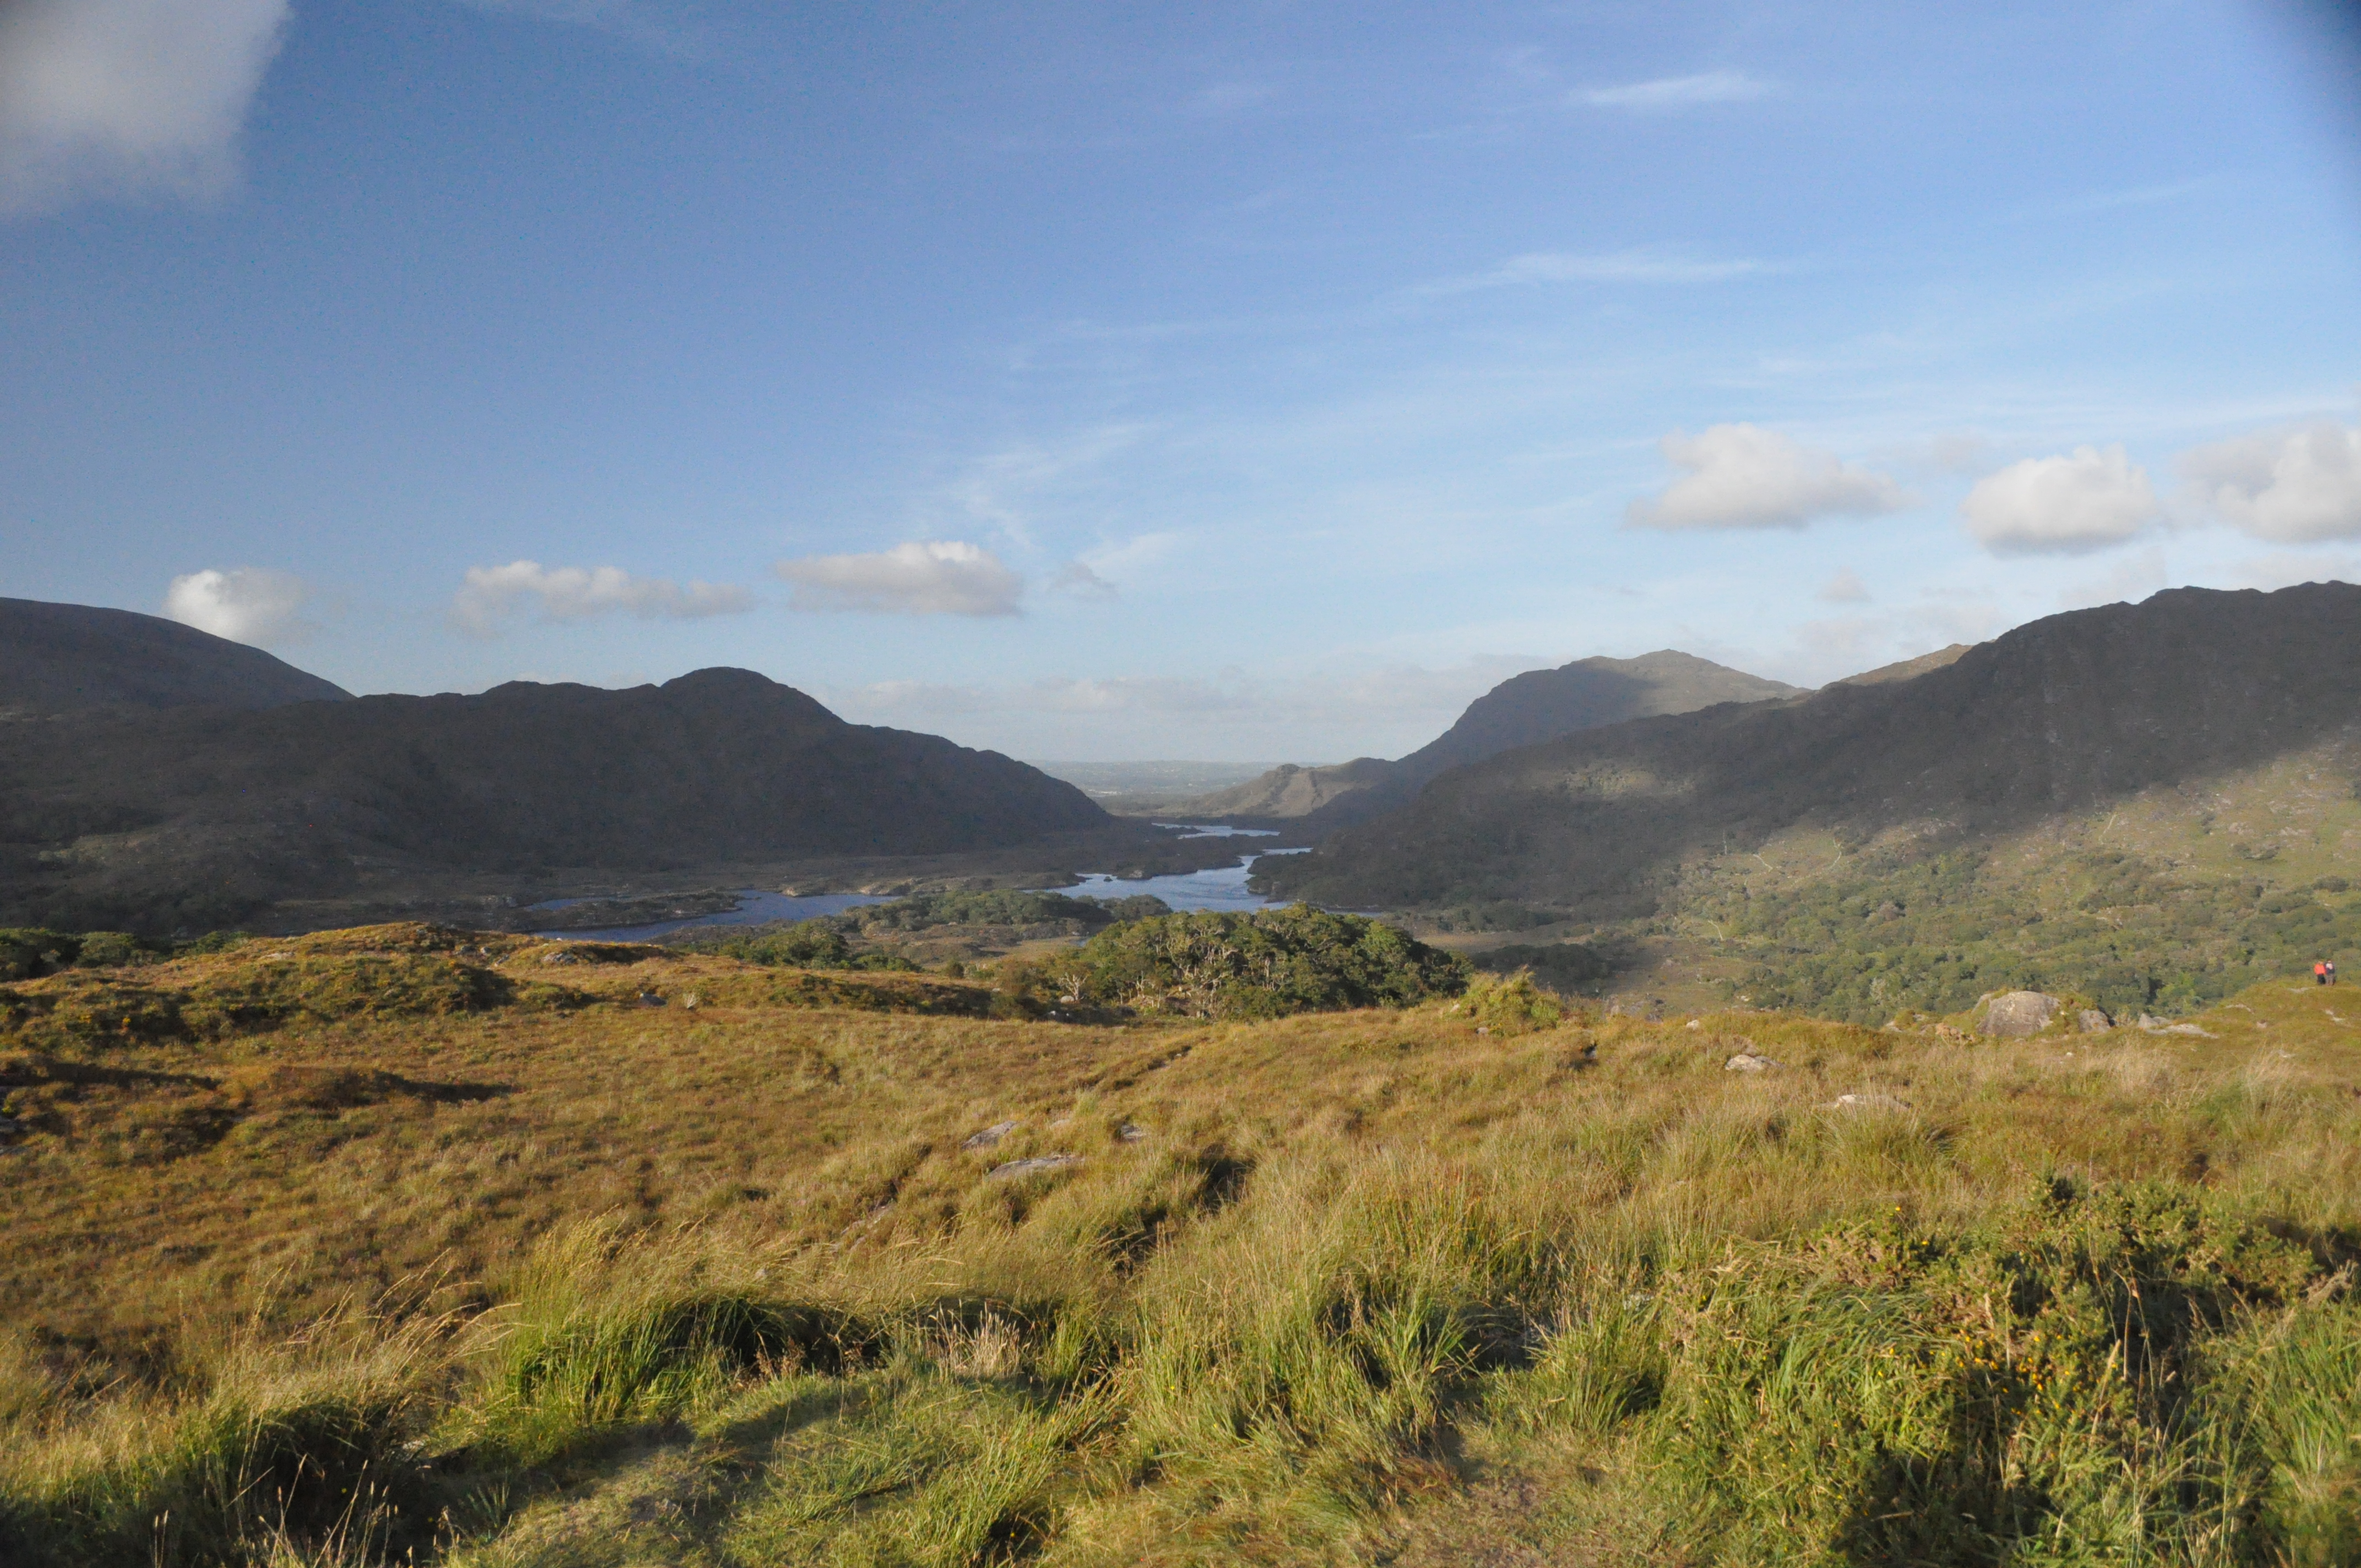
[{"left": 530, "top": 826, "right": 1304, "bottom": 939}]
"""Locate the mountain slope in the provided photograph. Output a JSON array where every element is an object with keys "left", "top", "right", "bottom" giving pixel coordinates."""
[
  {"left": 1258, "top": 584, "right": 2361, "bottom": 914},
  {"left": 1177, "top": 650, "right": 1800, "bottom": 824},
  {"left": 0, "top": 597, "right": 352, "bottom": 715},
  {"left": 0, "top": 667, "right": 1111, "bottom": 930}
]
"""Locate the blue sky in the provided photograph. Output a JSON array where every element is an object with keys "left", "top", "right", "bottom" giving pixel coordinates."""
[{"left": 3, "top": 1, "right": 2358, "bottom": 761}]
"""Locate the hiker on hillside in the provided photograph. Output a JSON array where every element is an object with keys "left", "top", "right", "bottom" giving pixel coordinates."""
[
  {"left": 2315, "top": 962, "right": 2329, "bottom": 986},
  {"left": 2331, "top": 961, "right": 2340, "bottom": 986}
]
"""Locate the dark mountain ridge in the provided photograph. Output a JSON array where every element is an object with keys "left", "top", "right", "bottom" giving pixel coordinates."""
[
  {"left": 1178, "top": 650, "right": 1799, "bottom": 826},
  {"left": 0, "top": 597, "right": 352, "bottom": 714},
  {"left": 0, "top": 666, "right": 1112, "bottom": 931},
  {"left": 1258, "top": 584, "right": 2361, "bottom": 914}
]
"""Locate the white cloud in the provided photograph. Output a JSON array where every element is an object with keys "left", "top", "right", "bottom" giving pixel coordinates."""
[
  {"left": 0, "top": 0, "right": 289, "bottom": 213},
  {"left": 774, "top": 541, "right": 1023, "bottom": 617},
  {"left": 1575, "top": 70, "right": 1773, "bottom": 109},
  {"left": 1817, "top": 569, "right": 1870, "bottom": 603},
  {"left": 451, "top": 561, "right": 753, "bottom": 636},
  {"left": 163, "top": 567, "right": 314, "bottom": 646},
  {"left": 2180, "top": 420, "right": 2361, "bottom": 543},
  {"left": 1959, "top": 445, "right": 2159, "bottom": 554},
  {"left": 1626, "top": 424, "right": 1910, "bottom": 531},
  {"left": 1425, "top": 247, "right": 1761, "bottom": 294}
]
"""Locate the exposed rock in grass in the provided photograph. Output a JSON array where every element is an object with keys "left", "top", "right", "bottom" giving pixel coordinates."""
[
  {"left": 1830, "top": 1092, "right": 1910, "bottom": 1111},
  {"left": 1982, "top": 990, "right": 2060, "bottom": 1037},
  {"left": 988, "top": 1154, "right": 1078, "bottom": 1179},
  {"left": 1724, "top": 1053, "right": 1778, "bottom": 1071},
  {"left": 964, "top": 1120, "right": 1018, "bottom": 1150},
  {"left": 2079, "top": 1008, "right": 2113, "bottom": 1032}
]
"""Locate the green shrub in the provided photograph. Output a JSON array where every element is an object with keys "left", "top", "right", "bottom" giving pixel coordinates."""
[
  {"left": 1069, "top": 904, "right": 1470, "bottom": 1020},
  {"left": 1456, "top": 968, "right": 1565, "bottom": 1033}
]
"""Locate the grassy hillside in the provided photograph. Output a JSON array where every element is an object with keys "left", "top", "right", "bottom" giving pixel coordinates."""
[
  {"left": 4, "top": 925, "right": 2360, "bottom": 1565},
  {"left": 1261, "top": 584, "right": 2361, "bottom": 915}
]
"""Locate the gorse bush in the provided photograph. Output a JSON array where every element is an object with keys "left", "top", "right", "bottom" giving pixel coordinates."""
[{"left": 1455, "top": 968, "right": 1565, "bottom": 1033}]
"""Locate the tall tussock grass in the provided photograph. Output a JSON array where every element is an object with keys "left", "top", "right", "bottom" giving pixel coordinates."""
[
  {"left": 0, "top": 1304, "right": 447, "bottom": 1567},
  {"left": 14, "top": 973, "right": 2361, "bottom": 1564}
]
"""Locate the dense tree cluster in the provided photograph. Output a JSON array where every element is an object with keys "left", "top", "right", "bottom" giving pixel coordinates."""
[
  {"left": 1698, "top": 849, "right": 2361, "bottom": 1022},
  {"left": 1050, "top": 904, "right": 1470, "bottom": 1021}
]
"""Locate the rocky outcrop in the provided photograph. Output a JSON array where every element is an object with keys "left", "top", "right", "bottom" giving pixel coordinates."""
[{"left": 1983, "top": 992, "right": 2061, "bottom": 1038}]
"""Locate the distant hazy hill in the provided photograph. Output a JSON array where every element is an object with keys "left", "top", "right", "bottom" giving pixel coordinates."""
[
  {"left": 1180, "top": 650, "right": 1800, "bottom": 826},
  {"left": 1259, "top": 585, "right": 2361, "bottom": 914},
  {"left": 0, "top": 597, "right": 351, "bottom": 714},
  {"left": 0, "top": 667, "right": 1109, "bottom": 930},
  {"left": 1177, "top": 757, "right": 1396, "bottom": 818}
]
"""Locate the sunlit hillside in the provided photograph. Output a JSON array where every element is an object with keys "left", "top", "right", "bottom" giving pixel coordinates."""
[{"left": 4, "top": 924, "right": 2359, "bottom": 1565}]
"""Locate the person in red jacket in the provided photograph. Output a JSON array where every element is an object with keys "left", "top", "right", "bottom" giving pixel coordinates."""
[{"left": 2316, "top": 961, "right": 2329, "bottom": 986}]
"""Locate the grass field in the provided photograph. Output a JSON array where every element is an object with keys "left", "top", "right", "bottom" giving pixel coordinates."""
[{"left": 4, "top": 924, "right": 2360, "bottom": 1564}]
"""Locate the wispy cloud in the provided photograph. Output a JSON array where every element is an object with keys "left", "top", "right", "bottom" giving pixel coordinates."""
[
  {"left": 1816, "top": 569, "right": 1870, "bottom": 603},
  {"left": 451, "top": 561, "right": 753, "bottom": 635},
  {"left": 0, "top": 0, "right": 290, "bottom": 214},
  {"left": 450, "top": 0, "right": 705, "bottom": 58},
  {"left": 1046, "top": 560, "right": 1119, "bottom": 601},
  {"left": 1574, "top": 70, "right": 1774, "bottom": 110},
  {"left": 1187, "top": 80, "right": 1280, "bottom": 117},
  {"left": 1423, "top": 247, "right": 1764, "bottom": 295},
  {"left": 2016, "top": 178, "right": 2220, "bottom": 221},
  {"left": 938, "top": 424, "right": 1151, "bottom": 549},
  {"left": 775, "top": 541, "right": 1024, "bottom": 617}
]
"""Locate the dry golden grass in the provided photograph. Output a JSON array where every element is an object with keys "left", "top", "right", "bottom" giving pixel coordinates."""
[{"left": 7, "top": 924, "right": 2361, "bottom": 1564}]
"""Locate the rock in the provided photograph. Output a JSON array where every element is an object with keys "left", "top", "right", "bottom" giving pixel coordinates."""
[
  {"left": 2077, "top": 1009, "right": 2112, "bottom": 1033},
  {"left": 1982, "top": 991, "right": 2060, "bottom": 1038},
  {"left": 1684, "top": 1019, "right": 1702, "bottom": 1031},
  {"left": 1724, "top": 1053, "right": 1778, "bottom": 1072},
  {"left": 1118, "top": 1123, "right": 1148, "bottom": 1142},
  {"left": 2136, "top": 1014, "right": 2215, "bottom": 1037},
  {"left": 1830, "top": 1092, "right": 1911, "bottom": 1111},
  {"left": 541, "top": 950, "right": 580, "bottom": 966},
  {"left": 989, "top": 1155, "right": 1078, "bottom": 1179},
  {"left": 963, "top": 1119, "right": 1019, "bottom": 1150},
  {"left": 637, "top": 991, "right": 666, "bottom": 1007}
]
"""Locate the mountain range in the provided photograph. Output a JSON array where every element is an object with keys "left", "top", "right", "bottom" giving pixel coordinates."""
[
  {"left": 1176, "top": 650, "right": 1801, "bottom": 826},
  {"left": 1258, "top": 583, "right": 2361, "bottom": 917},
  {"left": 0, "top": 602, "right": 1131, "bottom": 932}
]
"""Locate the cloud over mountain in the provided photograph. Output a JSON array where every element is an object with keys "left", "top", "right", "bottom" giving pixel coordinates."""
[
  {"left": 162, "top": 567, "right": 315, "bottom": 647},
  {"left": 451, "top": 562, "right": 753, "bottom": 635},
  {"left": 2182, "top": 420, "right": 2361, "bottom": 543},
  {"left": 1626, "top": 424, "right": 1908, "bottom": 531},
  {"left": 0, "top": 0, "right": 289, "bottom": 211},
  {"left": 1960, "top": 445, "right": 2158, "bottom": 554},
  {"left": 775, "top": 541, "right": 1023, "bottom": 617}
]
